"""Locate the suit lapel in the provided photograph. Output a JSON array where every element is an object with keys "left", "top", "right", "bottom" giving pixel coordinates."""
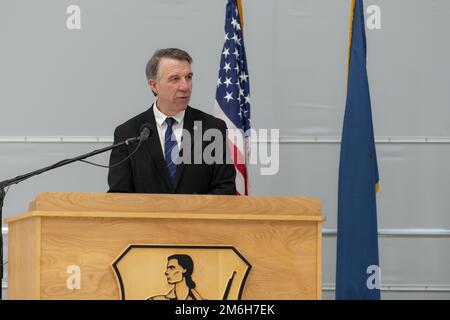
[
  {"left": 174, "top": 106, "right": 195, "bottom": 190},
  {"left": 143, "top": 105, "right": 172, "bottom": 191}
]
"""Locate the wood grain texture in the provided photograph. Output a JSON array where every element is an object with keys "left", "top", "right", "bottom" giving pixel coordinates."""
[
  {"left": 35, "top": 192, "right": 321, "bottom": 215},
  {"left": 39, "top": 217, "right": 319, "bottom": 300},
  {"left": 8, "top": 216, "right": 41, "bottom": 299},
  {"left": 6, "top": 192, "right": 324, "bottom": 300},
  {"left": 316, "top": 222, "right": 322, "bottom": 300},
  {"left": 7, "top": 210, "right": 324, "bottom": 223},
  {"left": 6, "top": 193, "right": 324, "bottom": 223}
]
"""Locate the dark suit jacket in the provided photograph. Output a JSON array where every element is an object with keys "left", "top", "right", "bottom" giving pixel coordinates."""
[{"left": 108, "top": 105, "right": 236, "bottom": 195}]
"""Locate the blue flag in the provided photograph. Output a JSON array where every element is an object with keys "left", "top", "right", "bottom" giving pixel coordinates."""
[{"left": 335, "top": 0, "right": 380, "bottom": 300}]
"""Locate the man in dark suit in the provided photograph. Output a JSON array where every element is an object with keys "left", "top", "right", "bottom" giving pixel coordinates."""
[{"left": 108, "top": 48, "right": 236, "bottom": 195}]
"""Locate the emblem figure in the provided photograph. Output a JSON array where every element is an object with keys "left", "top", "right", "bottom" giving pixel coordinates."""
[{"left": 148, "top": 254, "right": 203, "bottom": 300}]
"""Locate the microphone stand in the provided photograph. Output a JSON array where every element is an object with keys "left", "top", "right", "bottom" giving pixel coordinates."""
[{"left": 0, "top": 135, "right": 141, "bottom": 300}]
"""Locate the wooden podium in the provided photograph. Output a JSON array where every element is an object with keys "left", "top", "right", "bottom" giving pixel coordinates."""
[{"left": 5, "top": 192, "right": 324, "bottom": 300}]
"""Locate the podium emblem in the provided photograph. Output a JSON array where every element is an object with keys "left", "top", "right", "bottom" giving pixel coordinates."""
[{"left": 112, "top": 245, "right": 252, "bottom": 300}]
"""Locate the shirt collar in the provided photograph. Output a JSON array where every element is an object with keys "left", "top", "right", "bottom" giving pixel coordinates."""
[{"left": 153, "top": 101, "right": 185, "bottom": 126}]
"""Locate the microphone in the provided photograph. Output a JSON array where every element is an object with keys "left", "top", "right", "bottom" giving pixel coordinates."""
[
  {"left": 139, "top": 123, "right": 154, "bottom": 142},
  {"left": 75, "top": 123, "right": 155, "bottom": 169}
]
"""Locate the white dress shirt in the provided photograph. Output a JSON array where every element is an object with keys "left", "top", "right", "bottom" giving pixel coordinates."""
[{"left": 153, "top": 102, "right": 185, "bottom": 159}]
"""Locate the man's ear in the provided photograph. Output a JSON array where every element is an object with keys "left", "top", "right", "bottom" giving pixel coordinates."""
[{"left": 148, "top": 79, "right": 158, "bottom": 96}]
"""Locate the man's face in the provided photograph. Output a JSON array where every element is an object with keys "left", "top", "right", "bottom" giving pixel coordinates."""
[
  {"left": 149, "top": 58, "right": 193, "bottom": 116},
  {"left": 165, "top": 259, "right": 185, "bottom": 284}
]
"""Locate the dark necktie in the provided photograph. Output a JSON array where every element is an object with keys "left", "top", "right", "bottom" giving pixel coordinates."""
[{"left": 164, "top": 117, "right": 178, "bottom": 188}]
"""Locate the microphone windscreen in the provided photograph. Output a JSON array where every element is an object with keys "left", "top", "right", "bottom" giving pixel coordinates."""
[{"left": 139, "top": 123, "right": 154, "bottom": 141}]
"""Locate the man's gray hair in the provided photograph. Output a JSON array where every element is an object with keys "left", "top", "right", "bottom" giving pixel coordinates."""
[{"left": 145, "top": 48, "right": 193, "bottom": 81}]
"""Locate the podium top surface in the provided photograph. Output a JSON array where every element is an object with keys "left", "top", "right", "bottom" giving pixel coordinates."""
[{"left": 5, "top": 192, "right": 325, "bottom": 223}]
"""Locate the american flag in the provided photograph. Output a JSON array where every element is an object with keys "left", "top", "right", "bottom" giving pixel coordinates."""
[{"left": 214, "top": 0, "right": 251, "bottom": 195}]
